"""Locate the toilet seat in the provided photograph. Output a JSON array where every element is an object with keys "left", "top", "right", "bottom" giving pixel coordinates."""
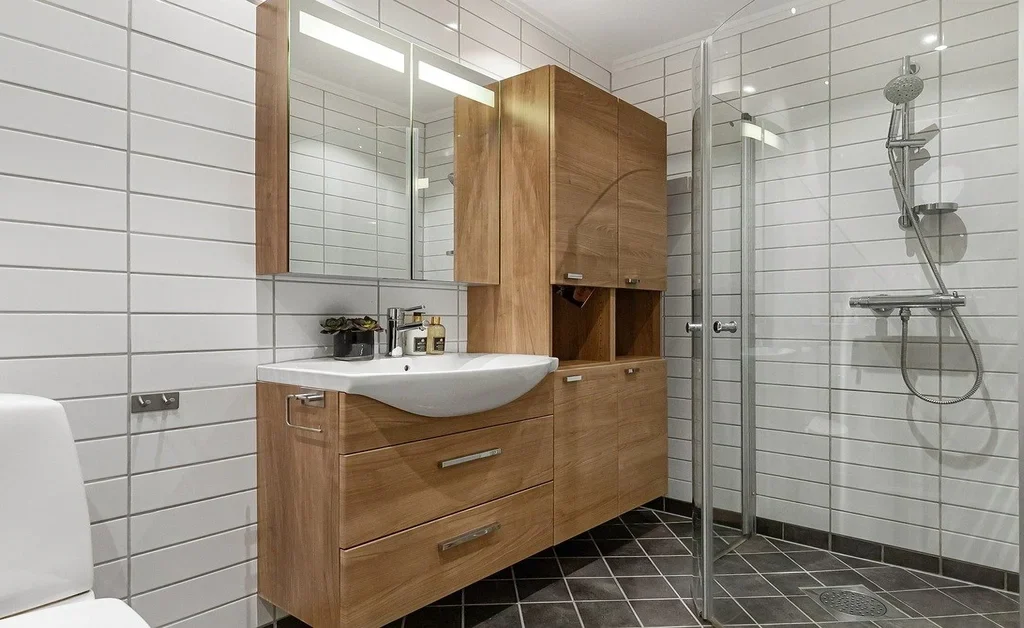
[{"left": 0, "top": 598, "right": 148, "bottom": 628}]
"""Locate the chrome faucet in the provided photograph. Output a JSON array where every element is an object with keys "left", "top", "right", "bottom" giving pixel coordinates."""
[{"left": 385, "top": 305, "right": 425, "bottom": 356}]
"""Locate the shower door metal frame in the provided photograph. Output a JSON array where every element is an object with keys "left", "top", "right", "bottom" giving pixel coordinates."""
[{"left": 691, "top": 35, "right": 758, "bottom": 626}]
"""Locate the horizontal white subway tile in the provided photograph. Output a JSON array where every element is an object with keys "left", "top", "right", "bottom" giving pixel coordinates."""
[
  {"left": 132, "top": 384, "right": 255, "bottom": 435},
  {"left": 131, "top": 33, "right": 253, "bottom": 102},
  {"left": 0, "top": 174, "right": 126, "bottom": 231},
  {"left": 381, "top": 0, "right": 457, "bottom": 56},
  {"left": 132, "top": 420, "right": 255, "bottom": 473},
  {"left": 521, "top": 22, "right": 569, "bottom": 66},
  {"left": 132, "top": 524, "right": 256, "bottom": 594},
  {"left": 131, "top": 560, "right": 256, "bottom": 627},
  {"left": 93, "top": 559, "right": 128, "bottom": 600},
  {"left": 0, "top": 314, "right": 126, "bottom": 358},
  {"left": 131, "top": 195, "right": 254, "bottom": 243},
  {"left": 1, "top": 0, "right": 127, "bottom": 66},
  {"left": 132, "top": 275, "right": 269, "bottom": 314},
  {"left": 131, "top": 114, "right": 254, "bottom": 173},
  {"left": 47, "top": 0, "right": 129, "bottom": 27},
  {"left": 132, "top": 315, "right": 271, "bottom": 352},
  {"left": 77, "top": 436, "right": 128, "bottom": 482},
  {"left": 131, "top": 349, "right": 272, "bottom": 392},
  {"left": 942, "top": 478, "right": 1017, "bottom": 516},
  {"left": 832, "top": 461, "right": 939, "bottom": 501},
  {"left": 131, "top": 0, "right": 254, "bottom": 68},
  {"left": 569, "top": 51, "right": 611, "bottom": 90},
  {"left": 941, "top": 530, "right": 1018, "bottom": 572},
  {"left": 0, "top": 82, "right": 126, "bottom": 149},
  {"left": 0, "top": 355, "right": 127, "bottom": 399},
  {"left": 131, "top": 455, "right": 255, "bottom": 513},
  {"left": 131, "top": 155, "right": 254, "bottom": 208},
  {"left": 86, "top": 477, "right": 128, "bottom": 523},
  {"left": 131, "top": 489, "right": 255, "bottom": 556},
  {"left": 0, "top": 267, "right": 126, "bottom": 312},
  {"left": 0, "top": 33, "right": 126, "bottom": 108},
  {"left": 92, "top": 518, "right": 128, "bottom": 563},
  {"left": 63, "top": 396, "right": 127, "bottom": 441},
  {"left": 832, "top": 485, "right": 938, "bottom": 527},
  {"left": 0, "top": 128, "right": 126, "bottom": 190},
  {"left": 743, "top": 6, "right": 829, "bottom": 51},
  {"left": 832, "top": 509, "right": 940, "bottom": 555},
  {"left": 130, "top": 234, "right": 254, "bottom": 278},
  {"left": 161, "top": 0, "right": 255, "bottom": 32}
]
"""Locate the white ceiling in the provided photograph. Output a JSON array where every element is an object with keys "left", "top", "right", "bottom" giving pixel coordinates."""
[{"left": 510, "top": 0, "right": 798, "bottom": 64}]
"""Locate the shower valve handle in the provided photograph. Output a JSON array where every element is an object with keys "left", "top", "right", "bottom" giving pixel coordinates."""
[{"left": 713, "top": 320, "right": 738, "bottom": 334}]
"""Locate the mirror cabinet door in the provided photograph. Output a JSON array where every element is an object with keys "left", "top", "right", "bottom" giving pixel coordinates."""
[{"left": 288, "top": 0, "right": 413, "bottom": 279}]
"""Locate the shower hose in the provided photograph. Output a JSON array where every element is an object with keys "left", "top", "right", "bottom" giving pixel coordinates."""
[{"left": 887, "top": 143, "right": 983, "bottom": 404}]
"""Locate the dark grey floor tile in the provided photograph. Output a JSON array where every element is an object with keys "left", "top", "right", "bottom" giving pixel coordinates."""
[
  {"left": 630, "top": 599, "right": 696, "bottom": 627},
  {"left": 764, "top": 572, "right": 822, "bottom": 596},
  {"left": 733, "top": 536, "right": 781, "bottom": 554},
  {"left": 834, "top": 554, "right": 879, "bottom": 569},
  {"left": 514, "top": 557, "right": 564, "bottom": 579},
  {"left": 786, "top": 550, "right": 850, "bottom": 571},
  {"left": 617, "top": 576, "right": 678, "bottom": 600},
  {"left": 567, "top": 577, "right": 626, "bottom": 601},
  {"left": 702, "top": 598, "right": 755, "bottom": 625},
  {"left": 742, "top": 551, "right": 802, "bottom": 574},
  {"left": 429, "top": 590, "right": 462, "bottom": 606},
  {"left": 485, "top": 567, "right": 515, "bottom": 580},
  {"left": 653, "top": 511, "right": 689, "bottom": 523},
  {"left": 404, "top": 605, "right": 463, "bottom": 628},
  {"left": 651, "top": 555, "right": 694, "bottom": 576},
  {"left": 464, "top": 603, "right": 523, "bottom": 628},
  {"left": 531, "top": 547, "right": 556, "bottom": 558},
  {"left": 810, "top": 569, "right": 883, "bottom": 591},
  {"left": 930, "top": 615, "right": 1002, "bottom": 628},
  {"left": 715, "top": 574, "right": 781, "bottom": 597},
  {"left": 713, "top": 554, "right": 755, "bottom": 575},
  {"left": 638, "top": 537, "right": 689, "bottom": 556},
  {"left": 917, "top": 571, "right": 970, "bottom": 588},
  {"left": 666, "top": 522, "right": 693, "bottom": 538},
  {"left": 521, "top": 602, "right": 581, "bottom": 628},
  {"left": 665, "top": 575, "right": 694, "bottom": 598},
  {"left": 871, "top": 620, "right": 936, "bottom": 627},
  {"left": 878, "top": 592, "right": 923, "bottom": 617},
  {"left": 787, "top": 595, "right": 835, "bottom": 622},
  {"left": 576, "top": 601, "right": 640, "bottom": 628},
  {"left": 597, "top": 539, "right": 646, "bottom": 557},
  {"left": 466, "top": 579, "right": 518, "bottom": 605},
  {"left": 621, "top": 509, "right": 663, "bottom": 525},
  {"left": 591, "top": 524, "right": 633, "bottom": 540},
  {"left": 986, "top": 612, "right": 1021, "bottom": 627},
  {"left": 890, "top": 589, "right": 975, "bottom": 617},
  {"left": 940, "top": 586, "right": 1020, "bottom": 613},
  {"left": 769, "top": 538, "right": 810, "bottom": 552},
  {"left": 517, "top": 578, "right": 572, "bottom": 603},
  {"left": 629, "top": 523, "right": 675, "bottom": 539},
  {"left": 557, "top": 539, "right": 602, "bottom": 557},
  {"left": 560, "top": 556, "right": 612, "bottom": 578},
  {"left": 735, "top": 596, "right": 812, "bottom": 624},
  {"left": 856, "top": 566, "right": 930, "bottom": 592},
  {"left": 383, "top": 621, "right": 403, "bottom": 628},
  {"left": 606, "top": 556, "right": 660, "bottom": 577}
]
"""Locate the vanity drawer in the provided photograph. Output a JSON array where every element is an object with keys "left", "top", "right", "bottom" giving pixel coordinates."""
[
  {"left": 339, "top": 483, "right": 553, "bottom": 627},
  {"left": 339, "top": 415, "right": 553, "bottom": 547}
]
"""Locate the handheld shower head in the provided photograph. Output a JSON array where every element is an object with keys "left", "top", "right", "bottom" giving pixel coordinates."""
[{"left": 883, "top": 72, "right": 924, "bottom": 105}]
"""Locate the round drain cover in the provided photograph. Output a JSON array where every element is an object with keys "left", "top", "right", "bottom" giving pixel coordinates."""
[{"left": 818, "top": 590, "right": 889, "bottom": 618}]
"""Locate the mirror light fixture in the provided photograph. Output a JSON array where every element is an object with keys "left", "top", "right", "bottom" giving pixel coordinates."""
[
  {"left": 418, "top": 61, "right": 495, "bottom": 107},
  {"left": 299, "top": 12, "right": 405, "bottom": 73}
]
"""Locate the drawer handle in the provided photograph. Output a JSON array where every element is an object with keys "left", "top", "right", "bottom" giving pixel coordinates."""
[
  {"left": 625, "top": 367, "right": 641, "bottom": 375},
  {"left": 438, "top": 448, "right": 502, "bottom": 469},
  {"left": 564, "top": 375, "right": 583, "bottom": 383},
  {"left": 439, "top": 522, "right": 501, "bottom": 552},
  {"left": 284, "top": 391, "right": 325, "bottom": 433},
  {"left": 625, "top": 277, "right": 641, "bottom": 285},
  {"left": 565, "top": 272, "right": 584, "bottom": 280}
]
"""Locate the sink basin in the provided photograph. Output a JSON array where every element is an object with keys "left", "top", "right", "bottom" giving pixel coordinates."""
[{"left": 257, "top": 353, "right": 559, "bottom": 417}]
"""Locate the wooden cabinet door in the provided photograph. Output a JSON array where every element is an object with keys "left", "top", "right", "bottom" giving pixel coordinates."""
[
  {"left": 550, "top": 67, "right": 619, "bottom": 288},
  {"left": 553, "top": 364, "right": 620, "bottom": 543},
  {"left": 617, "top": 360, "right": 668, "bottom": 511},
  {"left": 617, "top": 100, "right": 667, "bottom": 291}
]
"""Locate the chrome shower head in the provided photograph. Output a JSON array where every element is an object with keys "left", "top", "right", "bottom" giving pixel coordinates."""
[{"left": 883, "top": 72, "right": 924, "bottom": 105}]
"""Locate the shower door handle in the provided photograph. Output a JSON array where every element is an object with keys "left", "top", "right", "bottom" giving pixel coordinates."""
[
  {"left": 685, "top": 322, "right": 701, "bottom": 334},
  {"left": 712, "top": 320, "right": 738, "bottom": 334}
]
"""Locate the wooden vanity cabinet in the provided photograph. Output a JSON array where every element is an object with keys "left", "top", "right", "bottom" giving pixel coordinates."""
[
  {"left": 550, "top": 67, "right": 620, "bottom": 288},
  {"left": 617, "top": 100, "right": 668, "bottom": 291}
]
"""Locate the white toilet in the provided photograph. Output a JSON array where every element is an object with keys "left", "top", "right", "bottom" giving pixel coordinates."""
[{"left": 0, "top": 394, "right": 149, "bottom": 628}]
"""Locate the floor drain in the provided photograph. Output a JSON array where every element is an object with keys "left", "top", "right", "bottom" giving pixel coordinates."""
[{"left": 802, "top": 585, "right": 906, "bottom": 622}]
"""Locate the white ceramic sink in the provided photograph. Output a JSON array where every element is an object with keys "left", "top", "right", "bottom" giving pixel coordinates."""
[{"left": 257, "top": 353, "right": 559, "bottom": 417}]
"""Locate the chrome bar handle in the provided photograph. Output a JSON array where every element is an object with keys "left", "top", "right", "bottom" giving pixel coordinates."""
[
  {"left": 565, "top": 272, "right": 584, "bottom": 280},
  {"left": 284, "top": 391, "right": 325, "bottom": 433},
  {"left": 439, "top": 448, "right": 502, "bottom": 469},
  {"left": 625, "top": 367, "right": 641, "bottom": 375},
  {"left": 713, "top": 320, "right": 738, "bottom": 334},
  {"left": 625, "top": 277, "right": 641, "bottom": 285},
  {"left": 564, "top": 375, "right": 583, "bottom": 383},
  {"left": 438, "top": 522, "right": 501, "bottom": 552}
]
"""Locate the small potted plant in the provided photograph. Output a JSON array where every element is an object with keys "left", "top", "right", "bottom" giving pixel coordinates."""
[{"left": 320, "top": 316, "right": 383, "bottom": 361}]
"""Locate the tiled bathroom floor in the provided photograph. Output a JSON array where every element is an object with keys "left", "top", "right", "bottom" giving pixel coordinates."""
[{"left": 278, "top": 508, "right": 1019, "bottom": 628}]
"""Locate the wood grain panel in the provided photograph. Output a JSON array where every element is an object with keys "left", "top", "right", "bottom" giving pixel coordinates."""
[
  {"left": 339, "top": 484, "right": 553, "bottom": 627},
  {"left": 553, "top": 364, "right": 620, "bottom": 543},
  {"left": 468, "top": 67, "right": 550, "bottom": 355},
  {"left": 618, "top": 100, "right": 668, "bottom": 290},
  {"left": 615, "top": 288, "right": 662, "bottom": 359},
  {"left": 339, "top": 416, "right": 553, "bottom": 547},
  {"left": 551, "top": 286, "right": 614, "bottom": 363},
  {"left": 256, "top": 382, "right": 339, "bottom": 627},
  {"left": 550, "top": 67, "right": 619, "bottom": 287},
  {"left": 454, "top": 85, "right": 500, "bottom": 284},
  {"left": 338, "top": 374, "right": 553, "bottom": 453},
  {"left": 618, "top": 359, "right": 668, "bottom": 511},
  {"left": 255, "top": 0, "right": 289, "bottom": 275}
]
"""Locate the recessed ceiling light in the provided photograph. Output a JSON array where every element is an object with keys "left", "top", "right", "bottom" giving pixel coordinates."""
[
  {"left": 935, "top": 44, "right": 948, "bottom": 51},
  {"left": 742, "top": 85, "right": 756, "bottom": 94},
  {"left": 922, "top": 33, "right": 938, "bottom": 45},
  {"left": 299, "top": 12, "right": 405, "bottom": 73}
]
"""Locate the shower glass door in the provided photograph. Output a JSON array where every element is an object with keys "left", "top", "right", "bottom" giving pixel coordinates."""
[{"left": 691, "top": 35, "right": 763, "bottom": 626}]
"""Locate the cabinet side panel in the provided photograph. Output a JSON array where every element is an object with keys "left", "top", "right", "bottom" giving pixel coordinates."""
[
  {"left": 256, "top": 382, "right": 340, "bottom": 626},
  {"left": 468, "top": 67, "right": 551, "bottom": 354},
  {"left": 255, "top": 0, "right": 289, "bottom": 275},
  {"left": 454, "top": 85, "right": 500, "bottom": 284},
  {"left": 617, "top": 100, "right": 668, "bottom": 290}
]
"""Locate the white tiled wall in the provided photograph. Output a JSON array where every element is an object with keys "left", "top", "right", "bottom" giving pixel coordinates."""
[
  {"left": 615, "top": 0, "right": 1020, "bottom": 572},
  {"left": 0, "top": 1, "right": 608, "bottom": 626}
]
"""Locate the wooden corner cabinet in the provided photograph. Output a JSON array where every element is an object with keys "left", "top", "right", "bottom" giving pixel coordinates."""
[{"left": 258, "top": 64, "right": 668, "bottom": 628}]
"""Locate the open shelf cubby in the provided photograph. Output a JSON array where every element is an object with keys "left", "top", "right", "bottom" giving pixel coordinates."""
[
  {"left": 615, "top": 289, "right": 662, "bottom": 360},
  {"left": 551, "top": 286, "right": 614, "bottom": 367}
]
